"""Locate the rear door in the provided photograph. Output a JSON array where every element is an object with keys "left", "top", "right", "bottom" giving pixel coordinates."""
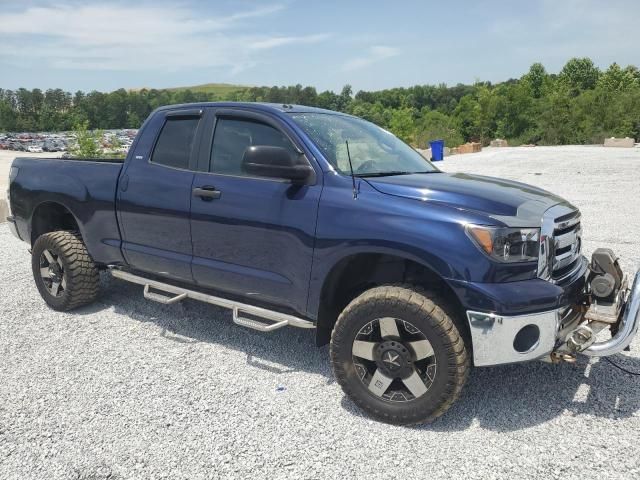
[
  {"left": 190, "top": 108, "right": 322, "bottom": 314},
  {"left": 117, "top": 108, "right": 203, "bottom": 282}
]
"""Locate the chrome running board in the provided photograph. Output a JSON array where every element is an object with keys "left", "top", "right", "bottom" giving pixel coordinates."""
[{"left": 110, "top": 269, "right": 315, "bottom": 332}]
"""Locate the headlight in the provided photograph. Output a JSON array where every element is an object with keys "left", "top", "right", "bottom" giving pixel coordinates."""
[{"left": 466, "top": 225, "right": 540, "bottom": 263}]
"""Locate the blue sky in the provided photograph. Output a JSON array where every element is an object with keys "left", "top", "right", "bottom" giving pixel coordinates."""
[{"left": 0, "top": 0, "right": 637, "bottom": 92}]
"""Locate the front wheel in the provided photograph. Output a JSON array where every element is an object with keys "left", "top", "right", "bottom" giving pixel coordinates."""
[
  {"left": 330, "top": 285, "right": 469, "bottom": 425},
  {"left": 31, "top": 231, "right": 100, "bottom": 311}
]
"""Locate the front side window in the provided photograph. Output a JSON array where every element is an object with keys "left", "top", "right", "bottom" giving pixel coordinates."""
[
  {"left": 289, "top": 113, "right": 437, "bottom": 177},
  {"left": 151, "top": 117, "right": 200, "bottom": 169},
  {"left": 210, "top": 117, "right": 297, "bottom": 176}
]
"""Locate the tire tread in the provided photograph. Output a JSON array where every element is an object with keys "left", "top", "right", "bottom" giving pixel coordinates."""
[
  {"left": 330, "top": 284, "right": 470, "bottom": 425},
  {"left": 32, "top": 231, "right": 99, "bottom": 311}
]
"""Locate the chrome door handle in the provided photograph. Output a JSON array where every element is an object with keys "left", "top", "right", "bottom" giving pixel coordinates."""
[{"left": 193, "top": 186, "right": 221, "bottom": 200}]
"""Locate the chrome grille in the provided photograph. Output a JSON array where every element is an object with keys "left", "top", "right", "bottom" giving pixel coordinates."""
[{"left": 538, "top": 205, "right": 584, "bottom": 282}]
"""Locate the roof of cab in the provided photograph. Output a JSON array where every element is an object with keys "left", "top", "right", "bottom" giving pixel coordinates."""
[{"left": 154, "top": 102, "right": 341, "bottom": 115}]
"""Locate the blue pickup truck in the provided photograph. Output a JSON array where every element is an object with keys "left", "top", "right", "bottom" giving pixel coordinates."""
[{"left": 6, "top": 103, "right": 639, "bottom": 424}]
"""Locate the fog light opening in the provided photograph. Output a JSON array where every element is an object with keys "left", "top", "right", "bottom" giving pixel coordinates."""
[{"left": 513, "top": 324, "right": 541, "bottom": 353}]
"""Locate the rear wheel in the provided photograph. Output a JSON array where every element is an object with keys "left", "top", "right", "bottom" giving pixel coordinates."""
[
  {"left": 330, "top": 285, "right": 469, "bottom": 425},
  {"left": 31, "top": 231, "right": 100, "bottom": 311}
]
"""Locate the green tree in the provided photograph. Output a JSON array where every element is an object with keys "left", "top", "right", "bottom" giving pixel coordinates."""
[
  {"left": 537, "top": 92, "right": 577, "bottom": 144},
  {"left": 2, "top": 57, "right": 640, "bottom": 147},
  {"left": 494, "top": 82, "right": 534, "bottom": 141},
  {"left": 522, "top": 62, "right": 548, "bottom": 98},
  {"left": 388, "top": 107, "right": 416, "bottom": 143},
  {"left": 598, "top": 63, "right": 639, "bottom": 92},
  {"left": 336, "top": 84, "right": 353, "bottom": 112},
  {"left": 453, "top": 94, "right": 481, "bottom": 141},
  {"left": 559, "top": 57, "right": 600, "bottom": 94},
  {"left": 69, "top": 120, "right": 103, "bottom": 158},
  {"left": 415, "top": 109, "right": 463, "bottom": 147},
  {"left": 476, "top": 85, "right": 500, "bottom": 144}
]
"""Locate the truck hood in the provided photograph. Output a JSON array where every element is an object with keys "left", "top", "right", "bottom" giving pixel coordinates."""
[{"left": 365, "top": 172, "right": 572, "bottom": 227}]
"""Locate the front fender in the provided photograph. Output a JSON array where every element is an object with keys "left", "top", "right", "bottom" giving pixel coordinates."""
[{"left": 306, "top": 175, "right": 539, "bottom": 319}]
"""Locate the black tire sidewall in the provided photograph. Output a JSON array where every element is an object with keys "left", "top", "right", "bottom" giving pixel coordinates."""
[
  {"left": 331, "top": 289, "right": 464, "bottom": 423},
  {"left": 32, "top": 234, "right": 74, "bottom": 311}
]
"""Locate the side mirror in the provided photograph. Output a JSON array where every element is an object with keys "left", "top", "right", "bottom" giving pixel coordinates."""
[{"left": 242, "top": 146, "right": 314, "bottom": 184}]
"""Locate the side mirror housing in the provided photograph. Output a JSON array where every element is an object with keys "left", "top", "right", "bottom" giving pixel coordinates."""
[{"left": 242, "top": 146, "right": 314, "bottom": 184}]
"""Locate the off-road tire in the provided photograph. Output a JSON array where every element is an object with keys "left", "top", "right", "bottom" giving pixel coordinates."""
[
  {"left": 32, "top": 231, "right": 100, "bottom": 311},
  {"left": 330, "top": 284, "right": 470, "bottom": 425}
]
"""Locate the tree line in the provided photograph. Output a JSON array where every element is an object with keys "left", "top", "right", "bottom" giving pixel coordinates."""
[{"left": 1, "top": 57, "right": 640, "bottom": 147}]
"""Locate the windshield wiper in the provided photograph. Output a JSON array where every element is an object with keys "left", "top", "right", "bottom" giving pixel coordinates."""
[{"left": 355, "top": 170, "right": 438, "bottom": 177}]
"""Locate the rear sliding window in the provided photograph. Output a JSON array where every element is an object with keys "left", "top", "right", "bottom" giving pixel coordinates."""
[{"left": 151, "top": 117, "right": 200, "bottom": 169}]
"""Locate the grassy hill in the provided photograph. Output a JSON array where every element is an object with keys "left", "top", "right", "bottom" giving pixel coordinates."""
[
  {"left": 128, "top": 83, "right": 250, "bottom": 98},
  {"left": 165, "top": 83, "right": 250, "bottom": 96}
]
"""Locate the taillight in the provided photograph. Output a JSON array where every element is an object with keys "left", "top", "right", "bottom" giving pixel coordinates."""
[
  {"left": 6, "top": 165, "right": 19, "bottom": 217},
  {"left": 9, "top": 165, "right": 19, "bottom": 182}
]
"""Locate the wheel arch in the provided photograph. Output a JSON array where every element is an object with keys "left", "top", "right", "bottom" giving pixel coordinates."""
[
  {"left": 30, "top": 201, "right": 84, "bottom": 246},
  {"left": 313, "top": 251, "right": 468, "bottom": 347}
]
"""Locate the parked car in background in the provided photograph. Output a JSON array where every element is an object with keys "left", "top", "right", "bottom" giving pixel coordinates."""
[
  {"left": 27, "top": 145, "right": 43, "bottom": 153},
  {"left": 0, "top": 129, "right": 136, "bottom": 154}
]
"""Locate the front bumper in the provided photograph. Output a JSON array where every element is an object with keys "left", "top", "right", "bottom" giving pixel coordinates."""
[
  {"left": 467, "top": 308, "right": 562, "bottom": 366},
  {"left": 466, "top": 268, "right": 640, "bottom": 367},
  {"left": 581, "top": 269, "right": 640, "bottom": 356}
]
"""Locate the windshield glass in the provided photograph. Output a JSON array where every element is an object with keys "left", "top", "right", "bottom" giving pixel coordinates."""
[{"left": 289, "top": 113, "right": 438, "bottom": 176}]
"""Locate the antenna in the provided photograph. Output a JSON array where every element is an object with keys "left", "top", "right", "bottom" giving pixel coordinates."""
[{"left": 345, "top": 140, "right": 358, "bottom": 199}]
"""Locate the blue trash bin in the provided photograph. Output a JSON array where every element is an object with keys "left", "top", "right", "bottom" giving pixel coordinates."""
[{"left": 429, "top": 139, "right": 445, "bottom": 161}]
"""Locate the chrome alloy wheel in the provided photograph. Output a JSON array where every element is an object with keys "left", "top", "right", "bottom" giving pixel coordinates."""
[
  {"left": 39, "top": 249, "right": 66, "bottom": 297},
  {"left": 352, "top": 317, "right": 437, "bottom": 402}
]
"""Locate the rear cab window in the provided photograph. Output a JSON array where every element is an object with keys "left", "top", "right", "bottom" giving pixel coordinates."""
[{"left": 151, "top": 116, "right": 200, "bottom": 170}]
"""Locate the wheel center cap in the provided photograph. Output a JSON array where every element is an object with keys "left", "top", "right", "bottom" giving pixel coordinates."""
[
  {"left": 382, "top": 351, "right": 402, "bottom": 370},
  {"left": 375, "top": 341, "right": 412, "bottom": 378}
]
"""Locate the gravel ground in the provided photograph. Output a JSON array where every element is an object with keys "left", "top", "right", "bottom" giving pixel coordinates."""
[{"left": 1, "top": 145, "right": 639, "bottom": 480}]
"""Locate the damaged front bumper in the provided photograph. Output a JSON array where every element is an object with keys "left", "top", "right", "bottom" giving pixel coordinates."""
[
  {"left": 466, "top": 264, "right": 640, "bottom": 367},
  {"left": 565, "top": 269, "right": 640, "bottom": 357}
]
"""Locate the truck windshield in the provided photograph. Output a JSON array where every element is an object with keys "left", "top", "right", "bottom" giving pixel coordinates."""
[{"left": 289, "top": 113, "right": 438, "bottom": 176}]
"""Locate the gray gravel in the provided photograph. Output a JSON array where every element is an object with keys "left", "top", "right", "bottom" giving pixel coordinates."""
[{"left": 1, "top": 145, "right": 639, "bottom": 480}]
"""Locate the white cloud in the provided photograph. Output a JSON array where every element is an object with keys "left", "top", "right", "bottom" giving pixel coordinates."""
[
  {"left": 0, "top": 3, "right": 330, "bottom": 73},
  {"left": 249, "top": 33, "right": 331, "bottom": 50},
  {"left": 342, "top": 45, "right": 400, "bottom": 71}
]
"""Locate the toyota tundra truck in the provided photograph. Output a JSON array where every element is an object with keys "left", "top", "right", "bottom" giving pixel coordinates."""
[{"left": 6, "top": 103, "right": 639, "bottom": 425}]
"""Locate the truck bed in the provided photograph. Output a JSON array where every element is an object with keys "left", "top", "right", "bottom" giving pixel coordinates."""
[{"left": 9, "top": 156, "right": 126, "bottom": 265}]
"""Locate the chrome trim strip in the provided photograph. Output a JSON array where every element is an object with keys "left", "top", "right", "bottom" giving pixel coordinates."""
[
  {"left": 555, "top": 230, "right": 578, "bottom": 250},
  {"left": 538, "top": 204, "right": 583, "bottom": 282},
  {"left": 555, "top": 215, "right": 581, "bottom": 231},
  {"left": 467, "top": 309, "right": 561, "bottom": 366},
  {"left": 583, "top": 269, "right": 640, "bottom": 356},
  {"left": 553, "top": 256, "right": 588, "bottom": 284},
  {"left": 554, "top": 250, "right": 578, "bottom": 270}
]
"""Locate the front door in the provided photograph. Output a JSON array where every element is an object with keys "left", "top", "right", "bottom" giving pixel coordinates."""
[
  {"left": 117, "top": 109, "right": 203, "bottom": 282},
  {"left": 190, "top": 109, "right": 321, "bottom": 314}
]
